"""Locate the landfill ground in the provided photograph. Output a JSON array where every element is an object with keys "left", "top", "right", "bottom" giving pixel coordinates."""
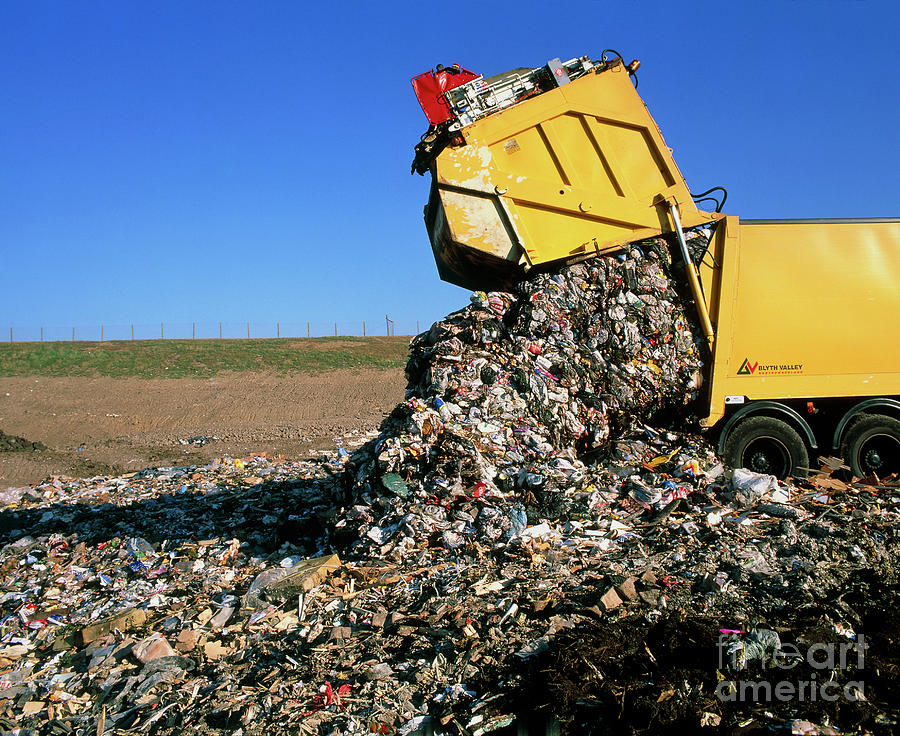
[
  {"left": 0, "top": 369, "right": 407, "bottom": 488},
  {"left": 1, "top": 451, "right": 897, "bottom": 736},
  {"left": 1, "top": 236, "right": 899, "bottom": 736}
]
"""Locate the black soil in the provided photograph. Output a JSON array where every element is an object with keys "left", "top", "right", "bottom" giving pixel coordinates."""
[{"left": 0, "top": 429, "right": 45, "bottom": 452}]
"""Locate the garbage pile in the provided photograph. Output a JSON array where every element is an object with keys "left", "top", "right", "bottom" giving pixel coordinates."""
[
  {"left": 1, "top": 236, "right": 898, "bottom": 735},
  {"left": 1, "top": 452, "right": 898, "bottom": 735},
  {"left": 342, "top": 235, "right": 707, "bottom": 559}
]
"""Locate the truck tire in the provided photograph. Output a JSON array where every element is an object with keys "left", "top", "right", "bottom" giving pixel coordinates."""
[
  {"left": 841, "top": 414, "right": 900, "bottom": 478},
  {"left": 723, "top": 416, "right": 809, "bottom": 479}
]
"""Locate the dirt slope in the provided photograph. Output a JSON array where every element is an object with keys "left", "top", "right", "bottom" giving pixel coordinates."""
[{"left": 0, "top": 369, "right": 406, "bottom": 487}]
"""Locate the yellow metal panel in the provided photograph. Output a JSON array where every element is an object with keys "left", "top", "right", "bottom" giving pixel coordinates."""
[
  {"left": 429, "top": 65, "right": 713, "bottom": 288},
  {"left": 598, "top": 123, "right": 672, "bottom": 194},
  {"left": 539, "top": 114, "right": 620, "bottom": 192},
  {"left": 701, "top": 217, "right": 742, "bottom": 427},
  {"left": 556, "top": 66, "right": 663, "bottom": 128},
  {"left": 704, "top": 219, "right": 900, "bottom": 425},
  {"left": 441, "top": 190, "right": 516, "bottom": 260},
  {"left": 697, "top": 222, "right": 726, "bottom": 329},
  {"left": 492, "top": 125, "right": 564, "bottom": 186},
  {"left": 497, "top": 177, "right": 665, "bottom": 227},
  {"left": 581, "top": 116, "right": 634, "bottom": 198},
  {"left": 510, "top": 202, "right": 660, "bottom": 263}
]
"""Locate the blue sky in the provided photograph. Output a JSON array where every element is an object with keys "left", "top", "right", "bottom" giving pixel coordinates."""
[{"left": 2, "top": 1, "right": 898, "bottom": 339}]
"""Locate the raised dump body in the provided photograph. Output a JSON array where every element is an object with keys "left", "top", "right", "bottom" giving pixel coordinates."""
[
  {"left": 416, "top": 57, "right": 722, "bottom": 291},
  {"left": 412, "top": 54, "right": 900, "bottom": 479}
]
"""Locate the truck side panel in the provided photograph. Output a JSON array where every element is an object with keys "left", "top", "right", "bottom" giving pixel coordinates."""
[{"left": 704, "top": 218, "right": 900, "bottom": 426}]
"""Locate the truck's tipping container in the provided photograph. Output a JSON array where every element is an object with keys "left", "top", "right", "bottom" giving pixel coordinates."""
[{"left": 422, "top": 59, "right": 722, "bottom": 291}]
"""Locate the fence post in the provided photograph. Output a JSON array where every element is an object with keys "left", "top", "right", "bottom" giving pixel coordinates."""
[
  {"left": 247, "top": 322, "right": 250, "bottom": 339},
  {"left": 386, "top": 315, "right": 389, "bottom": 336},
  {"left": 161, "top": 323, "right": 164, "bottom": 339},
  {"left": 9, "top": 327, "right": 11, "bottom": 343},
  {"left": 307, "top": 322, "right": 310, "bottom": 338},
  {"left": 334, "top": 322, "right": 337, "bottom": 337},
  {"left": 72, "top": 327, "right": 75, "bottom": 342},
  {"left": 131, "top": 324, "right": 134, "bottom": 341},
  {"left": 277, "top": 322, "right": 280, "bottom": 339},
  {"left": 40, "top": 327, "right": 43, "bottom": 343},
  {"left": 219, "top": 322, "right": 222, "bottom": 339},
  {"left": 363, "top": 320, "right": 366, "bottom": 337},
  {"left": 192, "top": 322, "right": 195, "bottom": 340},
  {"left": 101, "top": 325, "right": 104, "bottom": 342}
]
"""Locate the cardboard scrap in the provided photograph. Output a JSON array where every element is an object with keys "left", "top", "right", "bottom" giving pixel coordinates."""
[
  {"left": 77, "top": 606, "right": 148, "bottom": 646},
  {"left": 599, "top": 587, "right": 622, "bottom": 611},
  {"left": 245, "top": 553, "right": 342, "bottom": 607}
]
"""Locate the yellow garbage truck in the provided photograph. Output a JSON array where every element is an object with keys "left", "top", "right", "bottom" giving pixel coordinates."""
[{"left": 411, "top": 53, "right": 900, "bottom": 479}]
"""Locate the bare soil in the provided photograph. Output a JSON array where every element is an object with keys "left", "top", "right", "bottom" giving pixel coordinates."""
[{"left": 0, "top": 370, "right": 406, "bottom": 487}]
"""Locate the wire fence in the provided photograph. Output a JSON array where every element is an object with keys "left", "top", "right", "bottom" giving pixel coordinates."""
[{"left": 3, "top": 317, "right": 428, "bottom": 343}]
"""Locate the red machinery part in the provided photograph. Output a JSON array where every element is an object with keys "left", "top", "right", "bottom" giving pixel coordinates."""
[{"left": 411, "top": 65, "right": 480, "bottom": 125}]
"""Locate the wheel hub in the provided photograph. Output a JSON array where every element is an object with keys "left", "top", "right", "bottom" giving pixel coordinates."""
[
  {"left": 748, "top": 451, "right": 774, "bottom": 474},
  {"left": 743, "top": 436, "right": 790, "bottom": 477},
  {"left": 858, "top": 433, "right": 900, "bottom": 475},
  {"left": 863, "top": 448, "right": 884, "bottom": 472}
]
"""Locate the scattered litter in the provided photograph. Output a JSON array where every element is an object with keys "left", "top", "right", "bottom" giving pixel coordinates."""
[{"left": 178, "top": 434, "right": 221, "bottom": 446}]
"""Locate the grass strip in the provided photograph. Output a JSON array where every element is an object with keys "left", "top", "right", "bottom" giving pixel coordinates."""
[{"left": 0, "top": 337, "right": 410, "bottom": 379}]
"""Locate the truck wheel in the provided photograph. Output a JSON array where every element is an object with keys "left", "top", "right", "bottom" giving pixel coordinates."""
[
  {"left": 841, "top": 414, "right": 900, "bottom": 478},
  {"left": 723, "top": 416, "right": 809, "bottom": 479}
]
